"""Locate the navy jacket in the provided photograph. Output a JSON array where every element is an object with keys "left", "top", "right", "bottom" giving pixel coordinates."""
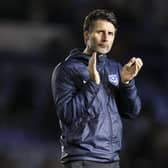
[{"left": 51, "top": 49, "right": 141, "bottom": 163}]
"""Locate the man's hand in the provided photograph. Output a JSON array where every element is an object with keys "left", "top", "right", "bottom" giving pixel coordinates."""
[
  {"left": 88, "top": 52, "right": 100, "bottom": 84},
  {"left": 121, "top": 57, "right": 143, "bottom": 84}
]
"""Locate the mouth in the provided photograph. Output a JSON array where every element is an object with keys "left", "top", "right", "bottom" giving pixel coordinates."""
[
  {"left": 99, "top": 44, "right": 107, "bottom": 48},
  {"left": 98, "top": 44, "right": 108, "bottom": 49}
]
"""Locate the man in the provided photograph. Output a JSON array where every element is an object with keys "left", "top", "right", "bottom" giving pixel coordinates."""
[{"left": 51, "top": 9, "right": 143, "bottom": 168}]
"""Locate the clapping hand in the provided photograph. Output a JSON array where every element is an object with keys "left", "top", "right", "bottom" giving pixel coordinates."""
[
  {"left": 88, "top": 52, "right": 100, "bottom": 84},
  {"left": 121, "top": 57, "right": 143, "bottom": 84}
]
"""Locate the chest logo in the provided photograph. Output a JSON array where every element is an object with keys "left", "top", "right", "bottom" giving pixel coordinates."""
[
  {"left": 83, "top": 80, "right": 87, "bottom": 84},
  {"left": 108, "top": 74, "right": 119, "bottom": 86}
]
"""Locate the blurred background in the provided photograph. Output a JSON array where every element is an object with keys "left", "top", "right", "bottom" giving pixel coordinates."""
[{"left": 0, "top": 0, "right": 167, "bottom": 167}]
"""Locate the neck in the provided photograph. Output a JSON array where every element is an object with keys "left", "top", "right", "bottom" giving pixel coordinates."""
[
  {"left": 83, "top": 47, "right": 92, "bottom": 55},
  {"left": 83, "top": 47, "right": 105, "bottom": 57},
  {"left": 83, "top": 47, "right": 101, "bottom": 56}
]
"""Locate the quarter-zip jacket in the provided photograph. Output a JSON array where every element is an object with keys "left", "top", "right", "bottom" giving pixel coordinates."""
[{"left": 51, "top": 49, "right": 141, "bottom": 163}]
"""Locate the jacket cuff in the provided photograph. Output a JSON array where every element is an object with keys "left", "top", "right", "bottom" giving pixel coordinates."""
[{"left": 120, "top": 79, "right": 135, "bottom": 88}]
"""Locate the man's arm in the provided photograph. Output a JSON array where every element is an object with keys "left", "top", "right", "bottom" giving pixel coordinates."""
[
  {"left": 117, "top": 79, "right": 142, "bottom": 118},
  {"left": 117, "top": 57, "right": 143, "bottom": 118},
  {"left": 51, "top": 62, "right": 101, "bottom": 126}
]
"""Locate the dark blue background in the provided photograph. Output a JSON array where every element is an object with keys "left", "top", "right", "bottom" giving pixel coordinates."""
[{"left": 0, "top": 0, "right": 167, "bottom": 167}]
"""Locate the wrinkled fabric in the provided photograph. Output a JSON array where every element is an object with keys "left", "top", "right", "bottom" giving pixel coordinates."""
[{"left": 51, "top": 49, "right": 141, "bottom": 163}]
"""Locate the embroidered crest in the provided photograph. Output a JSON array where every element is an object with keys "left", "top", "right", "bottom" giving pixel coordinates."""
[{"left": 108, "top": 74, "right": 119, "bottom": 86}]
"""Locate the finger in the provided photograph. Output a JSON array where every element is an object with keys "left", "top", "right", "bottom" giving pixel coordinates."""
[
  {"left": 92, "top": 52, "right": 97, "bottom": 70},
  {"left": 136, "top": 58, "right": 143, "bottom": 67},
  {"left": 127, "top": 57, "right": 136, "bottom": 67},
  {"left": 89, "top": 52, "right": 95, "bottom": 65},
  {"left": 135, "top": 58, "right": 143, "bottom": 70},
  {"left": 92, "top": 51, "right": 97, "bottom": 57},
  {"left": 131, "top": 58, "right": 143, "bottom": 77}
]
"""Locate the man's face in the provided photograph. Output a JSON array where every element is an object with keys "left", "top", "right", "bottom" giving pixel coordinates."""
[{"left": 84, "top": 19, "right": 116, "bottom": 54}]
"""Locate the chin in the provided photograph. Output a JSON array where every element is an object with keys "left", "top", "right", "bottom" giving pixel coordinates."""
[
  {"left": 97, "top": 50, "right": 109, "bottom": 55},
  {"left": 96, "top": 47, "right": 110, "bottom": 54}
]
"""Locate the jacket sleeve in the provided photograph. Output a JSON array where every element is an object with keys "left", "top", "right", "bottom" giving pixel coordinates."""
[
  {"left": 116, "top": 64, "right": 142, "bottom": 119},
  {"left": 51, "top": 63, "right": 101, "bottom": 125}
]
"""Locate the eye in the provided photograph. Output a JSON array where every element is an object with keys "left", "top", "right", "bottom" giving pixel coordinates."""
[
  {"left": 97, "top": 30, "right": 103, "bottom": 34},
  {"left": 108, "top": 32, "right": 114, "bottom": 36}
]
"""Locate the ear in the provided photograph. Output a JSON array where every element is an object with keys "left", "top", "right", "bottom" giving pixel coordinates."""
[{"left": 83, "top": 31, "right": 89, "bottom": 44}]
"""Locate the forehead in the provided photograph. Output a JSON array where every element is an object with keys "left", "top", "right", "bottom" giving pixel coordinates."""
[{"left": 91, "top": 19, "right": 116, "bottom": 31}]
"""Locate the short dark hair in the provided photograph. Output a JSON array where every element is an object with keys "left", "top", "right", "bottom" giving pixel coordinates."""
[{"left": 83, "top": 9, "right": 117, "bottom": 32}]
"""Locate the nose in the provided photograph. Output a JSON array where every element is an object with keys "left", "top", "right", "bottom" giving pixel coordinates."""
[{"left": 102, "top": 32, "right": 108, "bottom": 41}]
